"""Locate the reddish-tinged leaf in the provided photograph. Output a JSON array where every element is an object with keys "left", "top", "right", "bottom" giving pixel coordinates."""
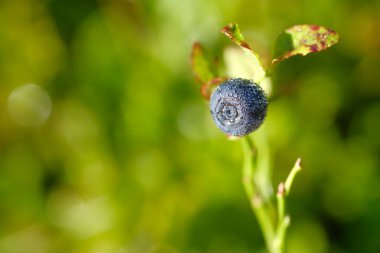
[
  {"left": 191, "top": 43, "right": 225, "bottom": 100},
  {"left": 200, "top": 77, "right": 226, "bottom": 100},
  {"left": 272, "top": 24, "right": 339, "bottom": 64},
  {"left": 191, "top": 42, "right": 215, "bottom": 84},
  {"left": 221, "top": 23, "right": 266, "bottom": 83},
  {"left": 221, "top": 23, "right": 251, "bottom": 50}
]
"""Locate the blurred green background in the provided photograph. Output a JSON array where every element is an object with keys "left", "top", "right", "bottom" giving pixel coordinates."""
[{"left": 0, "top": 0, "right": 379, "bottom": 252}]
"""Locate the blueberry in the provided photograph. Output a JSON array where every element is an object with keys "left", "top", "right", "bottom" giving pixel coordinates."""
[{"left": 210, "top": 78, "right": 268, "bottom": 136}]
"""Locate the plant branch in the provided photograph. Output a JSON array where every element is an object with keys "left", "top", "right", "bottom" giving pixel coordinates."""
[
  {"left": 241, "top": 136, "right": 275, "bottom": 252},
  {"left": 273, "top": 159, "right": 302, "bottom": 252},
  {"left": 241, "top": 136, "right": 255, "bottom": 197},
  {"left": 242, "top": 136, "right": 302, "bottom": 253},
  {"left": 251, "top": 130, "right": 273, "bottom": 201},
  {"left": 285, "top": 158, "right": 302, "bottom": 196}
]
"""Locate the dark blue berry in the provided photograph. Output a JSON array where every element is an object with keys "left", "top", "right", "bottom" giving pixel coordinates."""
[{"left": 209, "top": 78, "right": 268, "bottom": 136}]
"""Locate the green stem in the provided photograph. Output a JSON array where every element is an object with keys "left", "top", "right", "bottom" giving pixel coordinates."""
[
  {"left": 251, "top": 196, "right": 276, "bottom": 253},
  {"left": 284, "top": 158, "right": 302, "bottom": 196},
  {"left": 241, "top": 137, "right": 275, "bottom": 253},
  {"left": 273, "top": 159, "right": 302, "bottom": 252},
  {"left": 274, "top": 216, "right": 290, "bottom": 253},
  {"left": 274, "top": 183, "right": 287, "bottom": 253},
  {"left": 241, "top": 135, "right": 302, "bottom": 253},
  {"left": 276, "top": 184, "right": 285, "bottom": 228},
  {"left": 251, "top": 129, "right": 273, "bottom": 201},
  {"left": 241, "top": 137, "right": 255, "bottom": 197}
]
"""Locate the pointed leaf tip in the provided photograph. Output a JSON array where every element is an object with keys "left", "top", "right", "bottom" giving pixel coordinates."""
[
  {"left": 221, "top": 23, "right": 251, "bottom": 50},
  {"left": 221, "top": 23, "right": 266, "bottom": 83}
]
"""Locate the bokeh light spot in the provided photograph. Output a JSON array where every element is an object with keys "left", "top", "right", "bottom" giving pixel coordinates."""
[
  {"left": 7, "top": 83, "right": 52, "bottom": 127},
  {"left": 46, "top": 189, "right": 85, "bottom": 228}
]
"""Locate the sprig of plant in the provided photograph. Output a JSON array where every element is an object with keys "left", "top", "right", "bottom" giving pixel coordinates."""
[{"left": 191, "top": 23, "right": 338, "bottom": 253}]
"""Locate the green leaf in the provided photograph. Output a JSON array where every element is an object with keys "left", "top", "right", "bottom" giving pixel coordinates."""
[
  {"left": 190, "top": 43, "right": 225, "bottom": 100},
  {"left": 221, "top": 23, "right": 266, "bottom": 84},
  {"left": 272, "top": 24, "right": 339, "bottom": 64},
  {"left": 190, "top": 42, "right": 215, "bottom": 84}
]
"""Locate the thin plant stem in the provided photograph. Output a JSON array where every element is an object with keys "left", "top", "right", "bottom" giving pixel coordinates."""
[
  {"left": 241, "top": 136, "right": 255, "bottom": 197},
  {"left": 251, "top": 129, "right": 273, "bottom": 201},
  {"left": 274, "top": 215, "right": 290, "bottom": 253},
  {"left": 274, "top": 183, "right": 288, "bottom": 253},
  {"left": 274, "top": 159, "right": 302, "bottom": 252},
  {"left": 241, "top": 136, "right": 275, "bottom": 253},
  {"left": 241, "top": 136, "right": 302, "bottom": 253},
  {"left": 251, "top": 196, "right": 276, "bottom": 253},
  {"left": 276, "top": 183, "right": 285, "bottom": 228},
  {"left": 285, "top": 158, "right": 302, "bottom": 196}
]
